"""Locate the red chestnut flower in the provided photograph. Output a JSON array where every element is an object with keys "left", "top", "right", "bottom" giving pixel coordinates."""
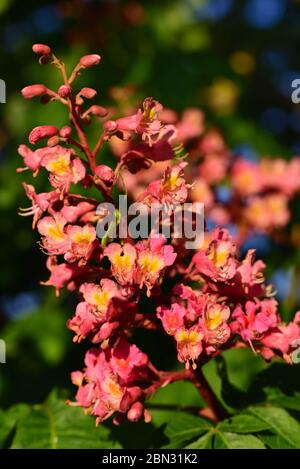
[{"left": 18, "top": 45, "right": 300, "bottom": 426}]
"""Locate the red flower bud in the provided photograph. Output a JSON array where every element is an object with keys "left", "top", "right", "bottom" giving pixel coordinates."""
[
  {"left": 32, "top": 44, "right": 52, "bottom": 56},
  {"left": 21, "top": 84, "right": 47, "bottom": 99},
  {"left": 59, "top": 126, "right": 72, "bottom": 138},
  {"left": 79, "top": 87, "right": 97, "bottom": 99},
  {"left": 28, "top": 125, "right": 59, "bottom": 144},
  {"left": 79, "top": 54, "right": 101, "bottom": 68},
  {"left": 94, "top": 165, "right": 115, "bottom": 184},
  {"left": 47, "top": 136, "right": 60, "bottom": 147},
  {"left": 127, "top": 402, "right": 143, "bottom": 422},
  {"left": 58, "top": 85, "right": 72, "bottom": 98},
  {"left": 104, "top": 120, "right": 118, "bottom": 133},
  {"left": 89, "top": 105, "right": 108, "bottom": 117}
]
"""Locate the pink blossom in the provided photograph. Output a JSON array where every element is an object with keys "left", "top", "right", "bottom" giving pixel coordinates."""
[
  {"left": 140, "top": 162, "right": 189, "bottom": 206},
  {"left": 245, "top": 194, "right": 290, "bottom": 231},
  {"left": 231, "top": 299, "right": 279, "bottom": 343},
  {"left": 231, "top": 159, "right": 263, "bottom": 196},
  {"left": 175, "top": 327, "right": 203, "bottom": 368},
  {"left": 64, "top": 224, "right": 96, "bottom": 264},
  {"left": 72, "top": 341, "right": 151, "bottom": 423},
  {"left": 60, "top": 201, "right": 96, "bottom": 223},
  {"left": 260, "top": 322, "right": 300, "bottom": 359},
  {"left": 115, "top": 98, "right": 163, "bottom": 144},
  {"left": 37, "top": 213, "right": 70, "bottom": 254},
  {"left": 41, "top": 145, "right": 86, "bottom": 194},
  {"left": 42, "top": 257, "right": 84, "bottom": 295},
  {"left": 104, "top": 243, "right": 137, "bottom": 286},
  {"left": 19, "top": 183, "right": 59, "bottom": 227},
  {"left": 191, "top": 228, "right": 237, "bottom": 282},
  {"left": 80, "top": 279, "right": 120, "bottom": 318},
  {"left": 175, "top": 108, "right": 204, "bottom": 142},
  {"left": 135, "top": 235, "right": 177, "bottom": 296},
  {"left": 157, "top": 303, "right": 185, "bottom": 335}
]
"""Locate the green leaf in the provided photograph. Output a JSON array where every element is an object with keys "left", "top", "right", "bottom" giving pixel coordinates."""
[
  {"left": 247, "top": 406, "right": 300, "bottom": 448},
  {"left": 258, "top": 433, "right": 295, "bottom": 449},
  {"left": 11, "top": 392, "right": 120, "bottom": 449},
  {"left": 185, "top": 431, "right": 213, "bottom": 449},
  {"left": 218, "top": 413, "right": 270, "bottom": 434},
  {"left": 214, "top": 431, "right": 265, "bottom": 449},
  {"left": 0, "top": 404, "right": 30, "bottom": 448},
  {"left": 163, "top": 412, "right": 212, "bottom": 448}
]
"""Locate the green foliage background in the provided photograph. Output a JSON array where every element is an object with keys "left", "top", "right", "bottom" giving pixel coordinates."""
[{"left": 0, "top": 0, "right": 300, "bottom": 448}]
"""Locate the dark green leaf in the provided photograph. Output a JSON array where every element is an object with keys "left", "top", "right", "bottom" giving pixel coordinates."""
[
  {"left": 185, "top": 431, "right": 213, "bottom": 449},
  {"left": 11, "top": 392, "right": 120, "bottom": 449},
  {"left": 218, "top": 413, "right": 270, "bottom": 434},
  {"left": 163, "top": 412, "right": 212, "bottom": 448},
  {"left": 214, "top": 431, "right": 265, "bottom": 449},
  {"left": 247, "top": 406, "right": 300, "bottom": 448},
  {"left": 0, "top": 404, "right": 30, "bottom": 448}
]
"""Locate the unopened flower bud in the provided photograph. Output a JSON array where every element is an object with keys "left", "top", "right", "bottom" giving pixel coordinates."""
[
  {"left": 28, "top": 125, "right": 59, "bottom": 144},
  {"left": 79, "top": 87, "right": 97, "bottom": 99},
  {"left": 90, "top": 105, "right": 108, "bottom": 117},
  {"left": 143, "top": 409, "right": 152, "bottom": 423},
  {"left": 58, "top": 85, "right": 72, "bottom": 98},
  {"left": 79, "top": 54, "right": 101, "bottom": 68},
  {"left": 95, "top": 165, "right": 115, "bottom": 184},
  {"left": 59, "top": 126, "right": 72, "bottom": 138},
  {"left": 47, "top": 135, "right": 60, "bottom": 147},
  {"left": 32, "top": 43, "right": 52, "bottom": 56},
  {"left": 104, "top": 120, "right": 118, "bottom": 133},
  {"left": 127, "top": 402, "right": 143, "bottom": 422},
  {"left": 22, "top": 84, "right": 47, "bottom": 99}
]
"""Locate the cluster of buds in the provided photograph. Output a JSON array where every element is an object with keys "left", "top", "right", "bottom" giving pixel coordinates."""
[{"left": 18, "top": 45, "right": 300, "bottom": 425}]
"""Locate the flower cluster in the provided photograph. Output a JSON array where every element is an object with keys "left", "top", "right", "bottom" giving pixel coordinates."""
[
  {"left": 18, "top": 45, "right": 300, "bottom": 425},
  {"left": 114, "top": 107, "right": 300, "bottom": 247}
]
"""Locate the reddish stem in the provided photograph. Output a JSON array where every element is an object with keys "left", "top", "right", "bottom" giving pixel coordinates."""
[
  {"left": 147, "top": 366, "right": 228, "bottom": 423},
  {"left": 190, "top": 366, "right": 228, "bottom": 422}
]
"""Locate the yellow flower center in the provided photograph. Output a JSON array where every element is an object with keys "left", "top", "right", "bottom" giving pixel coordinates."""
[
  {"left": 205, "top": 307, "right": 223, "bottom": 330},
  {"left": 47, "top": 155, "right": 70, "bottom": 175},
  {"left": 209, "top": 244, "right": 229, "bottom": 267},
  {"left": 102, "top": 377, "right": 123, "bottom": 402},
  {"left": 164, "top": 173, "right": 178, "bottom": 191},
  {"left": 112, "top": 252, "right": 133, "bottom": 270},
  {"left": 72, "top": 231, "right": 94, "bottom": 244},
  {"left": 91, "top": 289, "right": 110, "bottom": 310},
  {"left": 177, "top": 329, "right": 201, "bottom": 345},
  {"left": 47, "top": 224, "right": 65, "bottom": 241},
  {"left": 138, "top": 254, "right": 164, "bottom": 275}
]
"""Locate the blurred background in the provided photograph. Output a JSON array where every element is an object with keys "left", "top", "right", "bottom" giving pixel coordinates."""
[{"left": 0, "top": 0, "right": 300, "bottom": 418}]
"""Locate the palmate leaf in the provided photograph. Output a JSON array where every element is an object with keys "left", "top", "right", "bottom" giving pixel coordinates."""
[
  {"left": 218, "top": 413, "right": 270, "bottom": 434},
  {"left": 247, "top": 406, "right": 300, "bottom": 449},
  {"left": 185, "top": 431, "right": 213, "bottom": 449},
  {"left": 2, "top": 387, "right": 300, "bottom": 449},
  {"left": 10, "top": 392, "right": 120, "bottom": 449},
  {"left": 214, "top": 432, "right": 266, "bottom": 449},
  {"left": 0, "top": 404, "right": 30, "bottom": 448},
  {"left": 162, "top": 412, "right": 212, "bottom": 448}
]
